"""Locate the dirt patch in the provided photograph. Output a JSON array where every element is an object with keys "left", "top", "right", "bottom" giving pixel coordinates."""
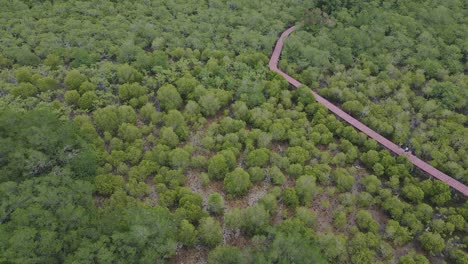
[
  {"left": 393, "top": 241, "right": 444, "bottom": 264},
  {"left": 246, "top": 180, "right": 269, "bottom": 206},
  {"left": 185, "top": 169, "right": 225, "bottom": 210},
  {"left": 393, "top": 242, "right": 416, "bottom": 259},
  {"left": 168, "top": 246, "right": 208, "bottom": 264},
  {"left": 369, "top": 208, "right": 388, "bottom": 232},
  {"left": 312, "top": 190, "right": 339, "bottom": 232},
  {"left": 273, "top": 203, "right": 285, "bottom": 225},
  {"left": 224, "top": 180, "right": 268, "bottom": 210},
  {"left": 144, "top": 180, "right": 158, "bottom": 206},
  {"left": 350, "top": 165, "right": 367, "bottom": 194},
  {"left": 186, "top": 170, "right": 206, "bottom": 198},
  {"left": 222, "top": 224, "right": 251, "bottom": 249},
  {"left": 93, "top": 194, "right": 107, "bottom": 208}
]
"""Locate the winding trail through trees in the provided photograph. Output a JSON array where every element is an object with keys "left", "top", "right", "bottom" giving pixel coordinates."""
[{"left": 269, "top": 25, "right": 468, "bottom": 196}]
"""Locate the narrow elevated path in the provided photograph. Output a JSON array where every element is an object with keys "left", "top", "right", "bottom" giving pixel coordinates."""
[{"left": 269, "top": 25, "right": 468, "bottom": 196}]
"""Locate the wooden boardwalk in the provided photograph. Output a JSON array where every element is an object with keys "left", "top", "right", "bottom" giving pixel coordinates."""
[{"left": 269, "top": 25, "right": 468, "bottom": 196}]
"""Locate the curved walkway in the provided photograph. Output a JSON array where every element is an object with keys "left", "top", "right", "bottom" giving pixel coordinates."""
[{"left": 269, "top": 25, "right": 468, "bottom": 196}]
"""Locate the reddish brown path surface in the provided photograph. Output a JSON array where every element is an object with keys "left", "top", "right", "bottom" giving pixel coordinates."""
[{"left": 269, "top": 25, "right": 468, "bottom": 196}]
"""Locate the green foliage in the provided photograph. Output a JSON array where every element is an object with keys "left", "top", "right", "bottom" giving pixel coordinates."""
[
  {"left": 265, "top": 219, "right": 326, "bottom": 263},
  {"left": 152, "top": 50, "right": 168, "bottom": 69},
  {"left": 295, "top": 207, "right": 317, "bottom": 228},
  {"left": 78, "top": 91, "right": 98, "bottom": 110},
  {"left": 128, "top": 160, "right": 157, "bottom": 181},
  {"left": 224, "top": 168, "right": 251, "bottom": 197},
  {"left": 208, "top": 246, "right": 245, "bottom": 264},
  {"left": 208, "top": 150, "right": 236, "bottom": 180},
  {"left": 118, "top": 83, "right": 147, "bottom": 102},
  {"left": 426, "top": 81, "right": 467, "bottom": 111},
  {"left": 317, "top": 233, "right": 348, "bottom": 263},
  {"left": 105, "top": 206, "right": 178, "bottom": 263},
  {"left": 447, "top": 214, "right": 465, "bottom": 231},
  {"left": 447, "top": 249, "right": 468, "bottom": 264},
  {"left": 64, "top": 70, "right": 87, "bottom": 90},
  {"left": 190, "top": 155, "right": 207, "bottom": 169},
  {"left": 356, "top": 210, "right": 379, "bottom": 233},
  {"left": 174, "top": 189, "right": 207, "bottom": 223},
  {"left": 356, "top": 192, "right": 375, "bottom": 208},
  {"left": 382, "top": 196, "right": 409, "bottom": 220},
  {"left": 399, "top": 251, "right": 429, "bottom": 264},
  {"left": 10, "top": 83, "right": 38, "bottom": 98},
  {"left": 44, "top": 54, "right": 62, "bottom": 69},
  {"left": 414, "top": 203, "right": 433, "bottom": 223},
  {"left": 401, "top": 213, "right": 424, "bottom": 234},
  {"left": 225, "top": 205, "right": 269, "bottom": 236},
  {"left": 0, "top": 175, "right": 96, "bottom": 263},
  {"left": 37, "top": 77, "right": 58, "bottom": 92},
  {"left": 159, "top": 127, "right": 180, "bottom": 148},
  {"left": 1, "top": 1, "right": 465, "bottom": 262},
  {"left": 282, "top": 188, "right": 299, "bottom": 208},
  {"left": 286, "top": 146, "right": 310, "bottom": 164},
  {"left": 14, "top": 67, "right": 32, "bottom": 83},
  {"left": 168, "top": 148, "right": 191, "bottom": 170},
  {"left": 0, "top": 53, "right": 12, "bottom": 67},
  {"left": 139, "top": 103, "right": 159, "bottom": 123},
  {"left": 0, "top": 109, "right": 96, "bottom": 182},
  {"left": 164, "top": 110, "right": 189, "bottom": 140},
  {"left": 246, "top": 148, "right": 270, "bottom": 167},
  {"left": 343, "top": 100, "right": 364, "bottom": 116},
  {"left": 118, "top": 123, "right": 141, "bottom": 143},
  {"left": 95, "top": 174, "right": 124, "bottom": 196},
  {"left": 69, "top": 47, "right": 99, "bottom": 67},
  {"left": 361, "top": 174, "right": 381, "bottom": 194},
  {"left": 157, "top": 84, "right": 182, "bottom": 111},
  {"left": 207, "top": 192, "right": 224, "bottom": 215},
  {"left": 269, "top": 166, "right": 286, "bottom": 185},
  {"left": 402, "top": 184, "right": 424, "bottom": 204},
  {"left": 419, "top": 232, "right": 445, "bottom": 255},
  {"left": 198, "top": 217, "right": 222, "bottom": 248},
  {"left": 420, "top": 180, "right": 451, "bottom": 206},
  {"left": 333, "top": 211, "right": 347, "bottom": 230},
  {"left": 125, "top": 178, "right": 150, "bottom": 198},
  {"left": 248, "top": 166, "right": 266, "bottom": 182},
  {"left": 93, "top": 105, "right": 136, "bottom": 135},
  {"left": 360, "top": 150, "right": 380, "bottom": 168},
  {"left": 178, "top": 220, "right": 198, "bottom": 247},
  {"left": 331, "top": 152, "right": 346, "bottom": 166},
  {"left": 295, "top": 86, "right": 315, "bottom": 105},
  {"left": 175, "top": 74, "right": 199, "bottom": 98},
  {"left": 295, "top": 175, "right": 317, "bottom": 205},
  {"left": 79, "top": 81, "right": 95, "bottom": 93},
  {"left": 333, "top": 168, "right": 355, "bottom": 192},
  {"left": 259, "top": 193, "right": 278, "bottom": 215},
  {"left": 286, "top": 163, "right": 303, "bottom": 178},
  {"left": 199, "top": 92, "right": 221, "bottom": 116},
  {"left": 13, "top": 46, "right": 40, "bottom": 66},
  {"left": 116, "top": 64, "right": 143, "bottom": 84},
  {"left": 286, "top": 1, "right": 468, "bottom": 186},
  {"left": 348, "top": 232, "right": 380, "bottom": 264}
]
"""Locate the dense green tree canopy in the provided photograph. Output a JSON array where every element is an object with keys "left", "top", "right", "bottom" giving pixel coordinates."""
[
  {"left": 283, "top": 0, "right": 468, "bottom": 184},
  {"left": 0, "top": 109, "right": 96, "bottom": 182},
  {"left": 0, "top": 0, "right": 465, "bottom": 263}
]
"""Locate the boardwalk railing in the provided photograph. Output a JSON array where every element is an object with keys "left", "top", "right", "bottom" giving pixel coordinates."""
[{"left": 269, "top": 25, "right": 468, "bottom": 196}]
